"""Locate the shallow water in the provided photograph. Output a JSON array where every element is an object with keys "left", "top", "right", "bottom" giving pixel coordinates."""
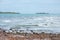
[{"left": 0, "top": 14, "right": 60, "bottom": 33}]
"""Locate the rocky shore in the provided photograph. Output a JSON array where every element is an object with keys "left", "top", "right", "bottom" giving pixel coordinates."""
[{"left": 0, "top": 28, "right": 60, "bottom": 40}]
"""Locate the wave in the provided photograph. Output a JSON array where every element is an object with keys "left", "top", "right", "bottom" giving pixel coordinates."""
[
  {"left": 0, "top": 16, "right": 60, "bottom": 33},
  {"left": 3, "top": 20, "right": 11, "bottom": 23}
]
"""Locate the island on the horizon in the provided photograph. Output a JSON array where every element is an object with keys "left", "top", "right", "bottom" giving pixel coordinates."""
[
  {"left": 0, "top": 12, "right": 20, "bottom": 14},
  {"left": 36, "top": 13, "right": 48, "bottom": 14}
]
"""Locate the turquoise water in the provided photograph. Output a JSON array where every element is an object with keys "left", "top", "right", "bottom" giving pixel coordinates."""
[
  {"left": 0, "top": 13, "right": 60, "bottom": 33},
  {"left": 0, "top": 13, "right": 60, "bottom": 17}
]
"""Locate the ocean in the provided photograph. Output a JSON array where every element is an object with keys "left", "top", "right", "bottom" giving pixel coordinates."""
[{"left": 0, "top": 13, "right": 60, "bottom": 33}]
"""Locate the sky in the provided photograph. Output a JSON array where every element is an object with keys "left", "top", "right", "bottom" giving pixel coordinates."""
[{"left": 0, "top": 0, "right": 60, "bottom": 14}]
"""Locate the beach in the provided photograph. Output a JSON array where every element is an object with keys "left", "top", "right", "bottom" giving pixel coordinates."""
[{"left": 0, "top": 28, "right": 60, "bottom": 40}]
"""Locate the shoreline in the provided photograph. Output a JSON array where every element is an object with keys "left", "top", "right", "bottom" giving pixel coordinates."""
[{"left": 0, "top": 28, "right": 60, "bottom": 40}]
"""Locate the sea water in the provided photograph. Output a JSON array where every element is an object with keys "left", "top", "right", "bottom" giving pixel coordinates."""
[{"left": 0, "top": 13, "right": 60, "bottom": 33}]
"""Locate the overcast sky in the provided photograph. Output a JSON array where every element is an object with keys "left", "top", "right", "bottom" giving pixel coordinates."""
[{"left": 0, "top": 0, "right": 60, "bottom": 14}]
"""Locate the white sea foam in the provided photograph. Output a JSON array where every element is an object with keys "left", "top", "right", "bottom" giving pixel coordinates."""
[{"left": 3, "top": 20, "right": 11, "bottom": 23}]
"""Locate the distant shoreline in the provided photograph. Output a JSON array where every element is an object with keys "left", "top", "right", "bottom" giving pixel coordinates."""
[
  {"left": 0, "top": 12, "right": 20, "bottom": 14},
  {"left": 36, "top": 13, "right": 48, "bottom": 14}
]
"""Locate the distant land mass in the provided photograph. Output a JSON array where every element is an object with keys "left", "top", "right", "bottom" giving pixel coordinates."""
[
  {"left": 0, "top": 12, "right": 20, "bottom": 14},
  {"left": 36, "top": 13, "right": 48, "bottom": 14}
]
